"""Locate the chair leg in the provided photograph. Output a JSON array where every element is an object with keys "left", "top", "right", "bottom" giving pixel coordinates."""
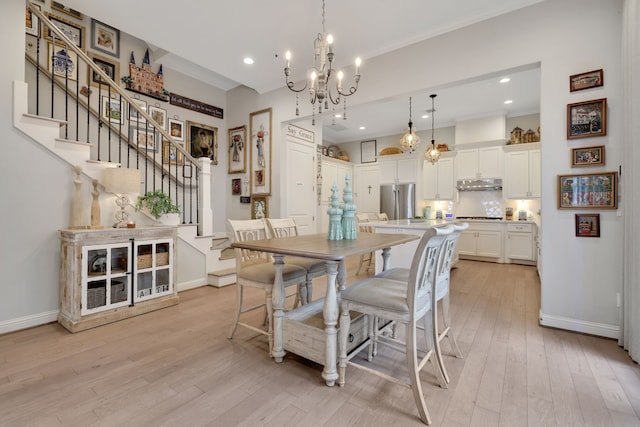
[
  {"left": 367, "top": 314, "right": 375, "bottom": 361},
  {"left": 425, "top": 311, "right": 449, "bottom": 387},
  {"left": 265, "top": 288, "right": 274, "bottom": 357},
  {"left": 228, "top": 283, "right": 244, "bottom": 339},
  {"left": 356, "top": 255, "right": 366, "bottom": 275},
  {"left": 441, "top": 295, "right": 463, "bottom": 358},
  {"left": 306, "top": 278, "right": 313, "bottom": 303},
  {"left": 406, "top": 321, "right": 432, "bottom": 425},
  {"left": 338, "top": 306, "right": 352, "bottom": 387}
]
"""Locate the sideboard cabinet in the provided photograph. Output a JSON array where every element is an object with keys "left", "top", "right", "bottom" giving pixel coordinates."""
[{"left": 59, "top": 227, "right": 178, "bottom": 332}]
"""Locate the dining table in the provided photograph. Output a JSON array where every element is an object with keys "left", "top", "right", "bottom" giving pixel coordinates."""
[{"left": 231, "top": 231, "right": 419, "bottom": 386}]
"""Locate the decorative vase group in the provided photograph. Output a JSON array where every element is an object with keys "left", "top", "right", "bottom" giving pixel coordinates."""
[{"left": 327, "top": 175, "right": 357, "bottom": 241}]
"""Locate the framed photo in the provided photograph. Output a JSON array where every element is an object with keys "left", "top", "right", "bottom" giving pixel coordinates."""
[
  {"left": 168, "top": 118, "right": 184, "bottom": 142},
  {"left": 26, "top": 4, "right": 40, "bottom": 36},
  {"left": 249, "top": 108, "right": 272, "bottom": 195},
  {"left": 148, "top": 105, "right": 167, "bottom": 130},
  {"left": 571, "top": 145, "right": 605, "bottom": 167},
  {"left": 88, "top": 53, "right": 119, "bottom": 87},
  {"left": 128, "top": 99, "right": 147, "bottom": 125},
  {"left": 48, "top": 43, "right": 78, "bottom": 80},
  {"left": 101, "top": 96, "right": 123, "bottom": 124},
  {"left": 90, "top": 19, "right": 120, "bottom": 58},
  {"left": 231, "top": 178, "right": 242, "bottom": 195},
  {"left": 228, "top": 125, "right": 246, "bottom": 174},
  {"left": 567, "top": 98, "right": 607, "bottom": 139},
  {"left": 557, "top": 171, "right": 617, "bottom": 209},
  {"left": 361, "top": 140, "right": 377, "bottom": 163},
  {"left": 163, "top": 140, "right": 184, "bottom": 165},
  {"left": 51, "top": 1, "right": 83, "bottom": 20},
  {"left": 570, "top": 69, "right": 603, "bottom": 92},
  {"left": 130, "top": 126, "right": 159, "bottom": 152},
  {"left": 250, "top": 196, "right": 268, "bottom": 219},
  {"left": 575, "top": 213, "right": 600, "bottom": 237},
  {"left": 187, "top": 121, "right": 218, "bottom": 164},
  {"left": 45, "top": 14, "right": 84, "bottom": 48}
]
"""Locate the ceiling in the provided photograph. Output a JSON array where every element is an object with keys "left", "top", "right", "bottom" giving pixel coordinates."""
[{"left": 61, "top": 0, "right": 542, "bottom": 144}]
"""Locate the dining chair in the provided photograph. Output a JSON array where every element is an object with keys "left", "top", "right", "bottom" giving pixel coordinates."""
[
  {"left": 265, "top": 217, "right": 326, "bottom": 304},
  {"left": 337, "top": 225, "right": 454, "bottom": 425},
  {"left": 227, "top": 219, "right": 307, "bottom": 355},
  {"left": 355, "top": 213, "right": 374, "bottom": 275},
  {"left": 376, "top": 212, "right": 389, "bottom": 221}
]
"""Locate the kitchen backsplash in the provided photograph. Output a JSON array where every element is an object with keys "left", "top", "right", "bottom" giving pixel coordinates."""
[{"left": 421, "top": 191, "right": 541, "bottom": 220}]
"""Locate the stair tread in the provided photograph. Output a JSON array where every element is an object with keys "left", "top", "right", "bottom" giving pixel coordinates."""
[{"left": 208, "top": 267, "right": 236, "bottom": 276}]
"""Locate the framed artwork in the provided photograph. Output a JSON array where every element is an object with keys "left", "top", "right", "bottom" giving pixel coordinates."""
[
  {"left": 128, "top": 99, "right": 147, "bottom": 125},
  {"left": 101, "top": 96, "right": 123, "bottom": 124},
  {"left": 88, "top": 53, "right": 119, "bottom": 87},
  {"left": 45, "top": 13, "right": 84, "bottom": 48},
  {"left": 187, "top": 121, "right": 218, "bottom": 164},
  {"left": 168, "top": 118, "right": 184, "bottom": 142},
  {"left": 231, "top": 178, "right": 242, "bottom": 195},
  {"left": 575, "top": 213, "right": 600, "bottom": 237},
  {"left": 47, "top": 43, "right": 78, "bottom": 80},
  {"left": 249, "top": 108, "right": 272, "bottom": 195},
  {"left": 570, "top": 69, "right": 603, "bottom": 92},
  {"left": 51, "top": 2, "right": 83, "bottom": 20},
  {"left": 148, "top": 105, "right": 167, "bottom": 130},
  {"left": 26, "top": 4, "right": 40, "bottom": 36},
  {"left": 130, "top": 126, "right": 159, "bottom": 152},
  {"left": 567, "top": 98, "right": 607, "bottom": 139},
  {"left": 250, "top": 196, "right": 268, "bottom": 219},
  {"left": 557, "top": 171, "right": 617, "bottom": 209},
  {"left": 361, "top": 140, "right": 377, "bottom": 163},
  {"left": 90, "top": 19, "right": 120, "bottom": 57},
  {"left": 228, "top": 125, "right": 246, "bottom": 174},
  {"left": 163, "top": 140, "right": 184, "bottom": 165},
  {"left": 571, "top": 145, "right": 605, "bottom": 167}
]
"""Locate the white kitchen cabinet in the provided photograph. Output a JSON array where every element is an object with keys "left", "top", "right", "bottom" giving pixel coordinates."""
[
  {"left": 504, "top": 144, "right": 540, "bottom": 198},
  {"left": 319, "top": 157, "right": 354, "bottom": 232},
  {"left": 505, "top": 222, "right": 536, "bottom": 264},
  {"left": 456, "top": 146, "right": 502, "bottom": 180},
  {"left": 457, "top": 222, "right": 502, "bottom": 259},
  {"left": 379, "top": 155, "right": 418, "bottom": 184},
  {"left": 422, "top": 156, "right": 455, "bottom": 200}
]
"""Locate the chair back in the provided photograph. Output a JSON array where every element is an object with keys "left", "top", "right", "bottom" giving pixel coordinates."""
[
  {"left": 227, "top": 219, "right": 271, "bottom": 267},
  {"left": 355, "top": 213, "right": 372, "bottom": 233},
  {"left": 406, "top": 225, "right": 454, "bottom": 319},
  {"left": 377, "top": 212, "right": 389, "bottom": 221},
  {"left": 434, "top": 222, "right": 468, "bottom": 299},
  {"left": 266, "top": 217, "right": 299, "bottom": 238}
]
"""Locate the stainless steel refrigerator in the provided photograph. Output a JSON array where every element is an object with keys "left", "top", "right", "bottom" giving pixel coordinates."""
[{"left": 380, "top": 183, "right": 415, "bottom": 220}]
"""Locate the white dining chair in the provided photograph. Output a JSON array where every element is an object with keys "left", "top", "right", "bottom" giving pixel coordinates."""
[
  {"left": 355, "top": 213, "right": 374, "bottom": 275},
  {"left": 337, "top": 225, "right": 454, "bottom": 425},
  {"left": 265, "top": 217, "right": 326, "bottom": 304},
  {"left": 227, "top": 219, "right": 307, "bottom": 355}
]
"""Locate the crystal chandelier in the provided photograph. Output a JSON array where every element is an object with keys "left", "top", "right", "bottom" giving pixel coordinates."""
[
  {"left": 425, "top": 94, "right": 441, "bottom": 164},
  {"left": 400, "top": 96, "right": 420, "bottom": 153},
  {"left": 284, "top": 0, "right": 361, "bottom": 125}
]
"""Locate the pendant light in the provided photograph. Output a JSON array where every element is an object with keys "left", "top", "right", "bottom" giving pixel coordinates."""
[
  {"left": 425, "top": 94, "right": 440, "bottom": 164},
  {"left": 400, "top": 96, "right": 420, "bottom": 153}
]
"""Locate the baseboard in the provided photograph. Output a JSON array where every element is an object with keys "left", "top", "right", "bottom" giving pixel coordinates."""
[
  {"left": 539, "top": 309, "right": 620, "bottom": 339},
  {"left": 0, "top": 310, "right": 59, "bottom": 335},
  {"left": 177, "top": 279, "right": 207, "bottom": 292}
]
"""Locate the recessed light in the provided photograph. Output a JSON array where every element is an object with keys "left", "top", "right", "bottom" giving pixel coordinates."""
[
  {"left": 243, "top": 57, "right": 254, "bottom": 65},
  {"left": 500, "top": 77, "right": 510, "bottom": 83},
  {"left": 334, "top": 113, "right": 342, "bottom": 118},
  {"left": 359, "top": 126, "right": 366, "bottom": 130},
  {"left": 421, "top": 114, "right": 429, "bottom": 119},
  {"left": 504, "top": 99, "right": 513, "bottom": 104}
]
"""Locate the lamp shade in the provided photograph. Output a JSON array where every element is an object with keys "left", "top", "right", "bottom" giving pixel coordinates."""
[{"left": 102, "top": 168, "right": 141, "bottom": 194}]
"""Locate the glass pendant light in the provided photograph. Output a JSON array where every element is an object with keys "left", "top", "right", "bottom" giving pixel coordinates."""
[
  {"left": 400, "top": 97, "right": 420, "bottom": 153},
  {"left": 425, "top": 94, "right": 440, "bottom": 164}
]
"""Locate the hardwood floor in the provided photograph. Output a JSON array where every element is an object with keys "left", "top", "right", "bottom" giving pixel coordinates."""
[{"left": 1, "top": 259, "right": 639, "bottom": 426}]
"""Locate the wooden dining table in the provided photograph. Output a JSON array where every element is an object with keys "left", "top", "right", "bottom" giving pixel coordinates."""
[{"left": 231, "top": 232, "right": 419, "bottom": 386}]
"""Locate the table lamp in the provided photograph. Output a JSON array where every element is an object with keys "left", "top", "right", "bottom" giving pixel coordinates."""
[{"left": 102, "top": 167, "right": 141, "bottom": 228}]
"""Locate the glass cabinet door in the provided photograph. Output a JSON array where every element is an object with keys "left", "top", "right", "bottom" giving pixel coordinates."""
[
  {"left": 82, "top": 243, "right": 131, "bottom": 314},
  {"left": 134, "top": 239, "right": 173, "bottom": 301}
]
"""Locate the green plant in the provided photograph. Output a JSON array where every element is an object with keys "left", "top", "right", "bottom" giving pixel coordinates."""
[{"left": 135, "top": 191, "right": 180, "bottom": 220}]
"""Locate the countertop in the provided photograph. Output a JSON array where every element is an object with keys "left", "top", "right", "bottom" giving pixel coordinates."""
[{"left": 365, "top": 218, "right": 537, "bottom": 230}]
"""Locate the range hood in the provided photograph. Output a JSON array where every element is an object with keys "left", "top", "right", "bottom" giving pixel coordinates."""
[{"left": 456, "top": 178, "right": 503, "bottom": 191}]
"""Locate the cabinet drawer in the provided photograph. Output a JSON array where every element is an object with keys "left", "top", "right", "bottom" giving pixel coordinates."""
[
  {"left": 466, "top": 222, "right": 502, "bottom": 232},
  {"left": 506, "top": 223, "right": 533, "bottom": 232}
]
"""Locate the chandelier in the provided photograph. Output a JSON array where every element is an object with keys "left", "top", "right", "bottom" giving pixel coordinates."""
[
  {"left": 425, "top": 94, "right": 441, "bottom": 164},
  {"left": 284, "top": 0, "right": 361, "bottom": 125},
  {"left": 399, "top": 96, "right": 420, "bottom": 153}
]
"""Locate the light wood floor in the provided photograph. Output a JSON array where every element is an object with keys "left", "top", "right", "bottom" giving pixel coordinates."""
[{"left": 1, "top": 259, "right": 639, "bottom": 426}]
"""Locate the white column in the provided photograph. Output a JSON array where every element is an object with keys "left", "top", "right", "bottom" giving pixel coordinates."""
[{"left": 198, "top": 157, "right": 213, "bottom": 236}]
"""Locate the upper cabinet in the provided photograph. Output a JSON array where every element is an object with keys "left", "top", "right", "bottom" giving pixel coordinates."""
[
  {"left": 423, "top": 156, "right": 455, "bottom": 200},
  {"left": 456, "top": 146, "right": 502, "bottom": 180},
  {"left": 504, "top": 143, "right": 541, "bottom": 199},
  {"left": 379, "top": 155, "right": 418, "bottom": 184}
]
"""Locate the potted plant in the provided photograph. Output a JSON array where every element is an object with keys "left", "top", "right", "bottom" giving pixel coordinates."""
[{"left": 135, "top": 190, "right": 181, "bottom": 225}]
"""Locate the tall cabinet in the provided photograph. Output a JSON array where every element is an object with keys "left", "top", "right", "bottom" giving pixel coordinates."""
[
  {"left": 504, "top": 142, "right": 541, "bottom": 199},
  {"left": 422, "top": 154, "right": 455, "bottom": 200},
  {"left": 59, "top": 227, "right": 178, "bottom": 332}
]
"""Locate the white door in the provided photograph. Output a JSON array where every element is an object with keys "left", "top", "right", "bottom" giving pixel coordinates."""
[
  {"left": 285, "top": 137, "right": 316, "bottom": 235},
  {"left": 355, "top": 164, "right": 380, "bottom": 214}
]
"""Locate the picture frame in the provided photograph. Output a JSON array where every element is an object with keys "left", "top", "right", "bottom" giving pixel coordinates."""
[
  {"left": 88, "top": 53, "right": 119, "bottom": 88},
  {"left": 187, "top": 121, "right": 218, "bottom": 164},
  {"left": 567, "top": 98, "right": 607, "bottom": 139},
  {"left": 128, "top": 98, "right": 147, "bottom": 125},
  {"left": 231, "top": 178, "right": 242, "bottom": 195},
  {"left": 51, "top": 1, "right": 83, "bottom": 20},
  {"left": 250, "top": 196, "right": 268, "bottom": 219},
  {"left": 147, "top": 105, "right": 167, "bottom": 130},
  {"left": 162, "top": 140, "right": 184, "bottom": 165},
  {"left": 249, "top": 108, "right": 272, "bottom": 195},
  {"left": 571, "top": 145, "right": 605, "bottom": 167},
  {"left": 130, "top": 126, "right": 159, "bottom": 152},
  {"left": 361, "top": 140, "right": 377, "bottom": 163},
  {"left": 168, "top": 118, "right": 184, "bottom": 142},
  {"left": 90, "top": 19, "right": 120, "bottom": 58},
  {"left": 45, "top": 13, "right": 84, "bottom": 48},
  {"left": 47, "top": 42, "right": 78, "bottom": 81},
  {"left": 570, "top": 69, "right": 603, "bottom": 92},
  {"left": 575, "top": 213, "right": 600, "bottom": 237},
  {"left": 557, "top": 171, "right": 617, "bottom": 209},
  {"left": 26, "top": 4, "right": 40, "bottom": 36},
  {"left": 228, "top": 125, "right": 247, "bottom": 174},
  {"left": 101, "top": 96, "right": 123, "bottom": 124}
]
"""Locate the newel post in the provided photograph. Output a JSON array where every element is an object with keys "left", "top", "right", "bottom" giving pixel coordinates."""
[{"left": 198, "top": 157, "right": 213, "bottom": 236}]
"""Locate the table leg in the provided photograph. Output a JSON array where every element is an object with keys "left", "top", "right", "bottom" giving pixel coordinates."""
[
  {"left": 271, "top": 254, "right": 286, "bottom": 362},
  {"left": 381, "top": 247, "right": 391, "bottom": 271},
  {"left": 322, "top": 260, "right": 339, "bottom": 386}
]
